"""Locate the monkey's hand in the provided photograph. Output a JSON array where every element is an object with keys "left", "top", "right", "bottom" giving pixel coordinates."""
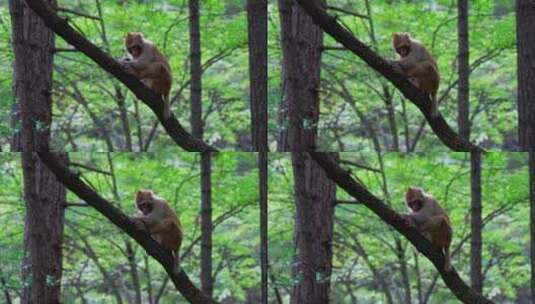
[
  {"left": 118, "top": 57, "right": 136, "bottom": 74},
  {"left": 401, "top": 214, "right": 416, "bottom": 227},
  {"left": 131, "top": 217, "right": 148, "bottom": 231},
  {"left": 389, "top": 60, "right": 405, "bottom": 74}
]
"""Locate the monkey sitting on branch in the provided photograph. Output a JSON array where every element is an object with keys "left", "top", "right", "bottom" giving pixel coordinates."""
[
  {"left": 391, "top": 32, "right": 441, "bottom": 117},
  {"left": 401, "top": 187, "right": 453, "bottom": 271},
  {"left": 131, "top": 189, "right": 183, "bottom": 274},
  {"left": 119, "top": 32, "right": 173, "bottom": 118}
]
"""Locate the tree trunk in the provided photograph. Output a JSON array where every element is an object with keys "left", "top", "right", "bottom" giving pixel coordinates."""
[
  {"left": 530, "top": 152, "right": 535, "bottom": 299},
  {"left": 20, "top": 153, "right": 67, "bottom": 304},
  {"left": 470, "top": 152, "right": 482, "bottom": 293},
  {"left": 291, "top": 152, "right": 336, "bottom": 303},
  {"left": 277, "top": 0, "right": 324, "bottom": 151},
  {"left": 9, "top": 0, "right": 56, "bottom": 152},
  {"left": 247, "top": 0, "right": 268, "bottom": 151},
  {"left": 200, "top": 153, "right": 213, "bottom": 297},
  {"left": 516, "top": 0, "right": 535, "bottom": 150},
  {"left": 258, "top": 151, "right": 268, "bottom": 304},
  {"left": 189, "top": 0, "right": 203, "bottom": 140},
  {"left": 457, "top": 0, "right": 470, "bottom": 140},
  {"left": 9, "top": 1, "right": 67, "bottom": 302}
]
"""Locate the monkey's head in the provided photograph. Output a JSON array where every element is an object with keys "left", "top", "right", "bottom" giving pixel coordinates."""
[
  {"left": 405, "top": 187, "right": 424, "bottom": 212},
  {"left": 125, "top": 32, "right": 145, "bottom": 58},
  {"left": 136, "top": 189, "right": 155, "bottom": 215},
  {"left": 393, "top": 32, "right": 412, "bottom": 57}
]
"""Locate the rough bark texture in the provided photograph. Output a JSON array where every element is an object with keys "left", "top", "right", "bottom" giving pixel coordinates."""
[
  {"left": 516, "top": 0, "right": 535, "bottom": 151},
  {"left": 189, "top": 0, "right": 203, "bottom": 140},
  {"left": 309, "top": 152, "right": 495, "bottom": 304},
  {"left": 258, "top": 151, "right": 268, "bottom": 304},
  {"left": 294, "top": 0, "right": 483, "bottom": 152},
  {"left": 277, "top": 0, "right": 323, "bottom": 151},
  {"left": 24, "top": 0, "right": 216, "bottom": 152},
  {"left": 37, "top": 153, "right": 217, "bottom": 304},
  {"left": 20, "top": 153, "right": 67, "bottom": 304},
  {"left": 10, "top": 0, "right": 55, "bottom": 151},
  {"left": 291, "top": 152, "right": 336, "bottom": 304},
  {"left": 247, "top": 0, "right": 268, "bottom": 151},
  {"left": 457, "top": 0, "right": 470, "bottom": 140},
  {"left": 470, "top": 152, "right": 482, "bottom": 293},
  {"left": 200, "top": 153, "right": 213, "bottom": 297}
]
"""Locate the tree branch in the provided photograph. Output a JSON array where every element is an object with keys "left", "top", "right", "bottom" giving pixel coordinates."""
[
  {"left": 296, "top": 0, "right": 484, "bottom": 152},
  {"left": 25, "top": 0, "right": 216, "bottom": 152},
  {"left": 37, "top": 152, "right": 217, "bottom": 304},
  {"left": 309, "top": 152, "right": 494, "bottom": 304}
]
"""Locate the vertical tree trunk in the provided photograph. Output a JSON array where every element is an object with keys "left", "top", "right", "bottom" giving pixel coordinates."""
[
  {"left": 200, "top": 153, "right": 213, "bottom": 297},
  {"left": 470, "top": 152, "right": 482, "bottom": 293},
  {"left": 277, "top": 0, "right": 324, "bottom": 151},
  {"left": 189, "top": 0, "right": 203, "bottom": 139},
  {"left": 457, "top": 0, "right": 470, "bottom": 140},
  {"left": 9, "top": 1, "right": 67, "bottom": 303},
  {"left": 291, "top": 152, "right": 336, "bottom": 304},
  {"left": 529, "top": 152, "right": 535, "bottom": 299},
  {"left": 247, "top": 0, "right": 268, "bottom": 151},
  {"left": 20, "top": 153, "right": 67, "bottom": 304},
  {"left": 516, "top": 0, "right": 535, "bottom": 150},
  {"left": 258, "top": 151, "right": 268, "bottom": 304},
  {"left": 9, "top": 0, "right": 56, "bottom": 152}
]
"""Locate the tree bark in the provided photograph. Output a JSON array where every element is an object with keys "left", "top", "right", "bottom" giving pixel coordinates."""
[
  {"left": 291, "top": 152, "right": 336, "bottom": 303},
  {"left": 189, "top": 0, "right": 203, "bottom": 140},
  {"left": 10, "top": 0, "right": 56, "bottom": 152},
  {"left": 457, "top": 0, "right": 470, "bottom": 140},
  {"left": 200, "top": 153, "right": 213, "bottom": 297},
  {"left": 277, "top": 0, "right": 324, "bottom": 151},
  {"left": 258, "top": 151, "right": 268, "bottom": 304},
  {"left": 516, "top": 0, "right": 535, "bottom": 150},
  {"left": 470, "top": 152, "right": 482, "bottom": 293},
  {"left": 247, "top": 0, "right": 268, "bottom": 151},
  {"left": 20, "top": 153, "right": 67, "bottom": 304}
]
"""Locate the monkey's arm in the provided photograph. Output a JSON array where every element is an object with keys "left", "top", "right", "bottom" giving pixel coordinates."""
[{"left": 404, "top": 211, "right": 431, "bottom": 226}]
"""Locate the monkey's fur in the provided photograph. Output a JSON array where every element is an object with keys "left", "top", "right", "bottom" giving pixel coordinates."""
[
  {"left": 403, "top": 187, "right": 452, "bottom": 271},
  {"left": 392, "top": 32, "right": 440, "bottom": 117}
]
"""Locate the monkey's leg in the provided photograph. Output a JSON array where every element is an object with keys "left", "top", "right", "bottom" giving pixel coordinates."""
[
  {"left": 420, "top": 215, "right": 447, "bottom": 232},
  {"left": 147, "top": 218, "right": 178, "bottom": 234}
]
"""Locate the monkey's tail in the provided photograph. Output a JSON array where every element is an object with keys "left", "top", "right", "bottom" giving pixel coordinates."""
[
  {"left": 443, "top": 245, "right": 452, "bottom": 272},
  {"left": 162, "top": 93, "right": 171, "bottom": 119}
]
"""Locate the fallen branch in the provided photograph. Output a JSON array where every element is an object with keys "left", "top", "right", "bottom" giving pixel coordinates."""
[
  {"left": 309, "top": 152, "right": 494, "bottom": 304},
  {"left": 38, "top": 152, "right": 217, "bottom": 304},
  {"left": 25, "top": 0, "right": 216, "bottom": 152},
  {"left": 296, "top": 0, "right": 483, "bottom": 152}
]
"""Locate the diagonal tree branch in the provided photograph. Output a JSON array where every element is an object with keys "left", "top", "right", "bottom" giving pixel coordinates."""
[
  {"left": 25, "top": 0, "right": 216, "bottom": 152},
  {"left": 309, "top": 152, "right": 493, "bottom": 304},
  {"left": 296, "top": 0, "right": 483, "bottom": 152},
  {"left": 37, "top": 152, "right": 217, "bottom": 304}
]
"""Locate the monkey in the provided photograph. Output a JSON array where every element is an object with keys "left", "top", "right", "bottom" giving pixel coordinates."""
[
  {"left": 119, "top": 32, "right": 172, "bottom": 119},
  {"left": 392, "top": 32, "right": 441, "bottom": 117},
  {"left": 131, "top": 189, "right": 183, "bottom": 274},
  {"left": 402, "top": 187, "right": 453, "bottom": 271}
]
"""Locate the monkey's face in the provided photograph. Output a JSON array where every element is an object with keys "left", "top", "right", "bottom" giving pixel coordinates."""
[
  {"left": 393, "top": 32, "right": 412, "bottom": 57},
  {"left": 405, "top": 187, "right": 424, "bottom": 212},
  {"left": 125, "top": 32, "right": 144, "bottom": 58},
  {"left": 136, "top": 190, "right": 154, "bottom": 215},
  {"left": 407, "top": 199, "right": 423, "bottom": 212}
]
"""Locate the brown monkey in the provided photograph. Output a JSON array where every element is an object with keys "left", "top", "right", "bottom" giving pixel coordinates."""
[
  {"left": 392, "top": 32, "right": 441, "bottom": 117},
  {"left": 402, "top": 187, "right": 453, "bottom": 271},
  {"left": 119, "top": 32, "right": 172, "bottom": 118},
  {"left": 131, "top": 189, "right": 183, "bottom": 273}
]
